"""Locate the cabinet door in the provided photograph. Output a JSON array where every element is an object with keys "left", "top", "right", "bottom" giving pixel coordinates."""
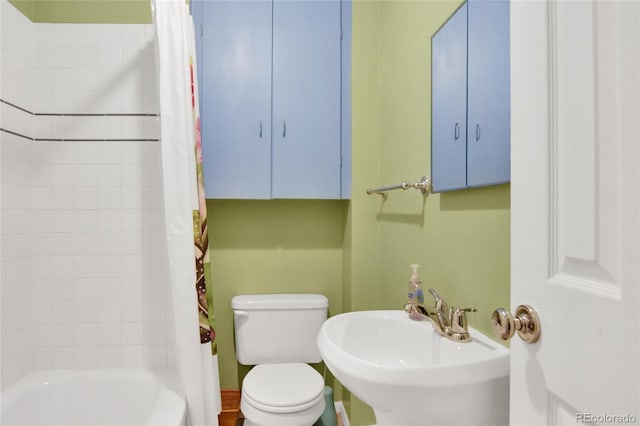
[
  {"left": 200, "top": 0, "right": 272, "bottom": 199},
  {"left": 466, "top": 0, "right": 510, "bottom": 187},
  {"left": 431, "top": 3, "right": 468, "bottom": 192},
  {"left": 272, "top": 0, "right": 342, "bottom": 199}
]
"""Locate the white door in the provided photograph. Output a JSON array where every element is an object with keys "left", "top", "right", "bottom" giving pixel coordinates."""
[{"left": 510, "top": 0, "right": 639, "bottom": 424}]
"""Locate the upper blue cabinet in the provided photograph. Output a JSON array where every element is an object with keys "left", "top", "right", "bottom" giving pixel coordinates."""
[
  {"left": 193, "top": 0, "right": 351, "bottom": 199},
  {"left": 431, "top": 0, "right": 510, "bottom": 193}
]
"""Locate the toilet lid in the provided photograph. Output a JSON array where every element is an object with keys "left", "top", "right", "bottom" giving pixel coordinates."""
[{"left": 243, "top": 363, "right": 324, "bottom": 413}]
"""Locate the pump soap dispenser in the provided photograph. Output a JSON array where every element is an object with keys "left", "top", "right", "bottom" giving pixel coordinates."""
[{"left": 406, "top": 264, "right": 424, "bottom": 320}]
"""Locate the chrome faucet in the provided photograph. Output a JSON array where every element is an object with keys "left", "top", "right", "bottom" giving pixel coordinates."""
[{"left": 405, "top": 288, "right": 477, "bottom": 343}]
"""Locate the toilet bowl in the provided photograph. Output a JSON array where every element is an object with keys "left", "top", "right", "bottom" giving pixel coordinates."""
[
  {"left": 240, "top": 364, "right": 325, "bottom": 426},
  {"left": 231, "top": 294, "right": 329, "bottom": 426}
]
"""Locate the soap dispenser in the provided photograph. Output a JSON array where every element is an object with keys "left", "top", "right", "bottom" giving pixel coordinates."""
[{"left": 406, "top": 264, "right": 424, "bottom": 320}]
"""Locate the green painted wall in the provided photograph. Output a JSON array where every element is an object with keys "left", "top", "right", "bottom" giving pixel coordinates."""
[
  {"left": 207, "top": 200, "right": 347, "bottom": 399},
  {"left": 9, "top": 0, "right": 151, "bottom": 23},
  {"left": 348, "top": 0, "right": 511, "bottom": 423}
]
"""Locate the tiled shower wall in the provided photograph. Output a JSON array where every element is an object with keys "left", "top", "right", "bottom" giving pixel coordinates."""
[
  {"left": 1, "top": 0, "right": 37, "bottom": 390},
  {"left": 1, "top": 0, "right": 172, "bottom": 390}
]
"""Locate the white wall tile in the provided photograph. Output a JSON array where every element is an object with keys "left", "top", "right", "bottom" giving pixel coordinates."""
[
  {"left": 121, "top": 323, "right": 144, "bottom": 345},
  {"left": 50, "top": 210, "right": 75, "bottom": 231},
  {"left": 32, "top": 301, "right": 52, "bottom": 325},
  {"left": 34, "top": 347, "right": 52, "bottom": 370},
  {"left": 75, "top": 324, "right": 99, "bottom": 346},
  {"left": 121, "top": 277, "right": 143, "bottom": 300},
  {"left": 97, "top": 187, "right": 121, "bottom": 210},
  {"left": 121, "top": 345, "right": 145, "bottom": 367},
  {"left": 74, "top": 210, "right": 99, "bottom": 232},
  {"left": 98, "top": 300, "right": 122, "bottom": 323},
  {"left": 75, "top": 187, "right": 98, "bottom": 210},
  {"left": 74, "top": 46, "right": 101, "bottom": 68},
  {"left": 74, "top": 255, "right": 98, "bottom": 278},
  {"left": 49, "top": 278, "right": 75, "bottom": 301},
  {"left": 75, "top": 302, "right": 96, "bottom": 324},
  {"left": 75, "top": 279, "right": 100, "bottom": 301},
  {"left": 98, "top": 25, "right": 124, "bottom": 46},
  {"left": 2, "top": 17, "right": 168, "bottom": 379},
  {"left": 73, "top": 25, "right": 100, "bottom": 46},
  {"left": 98, "top": 142, "right": 122, "bottom": 164},
  {"left": 120, "top": 164, "right": 143, "bottom": 186},
  {"left": 121, "top": 254, "right": 143, "bottom": 277},
  {"left": 51, "top": 187, "right": 76, "bottom": 210},
  {"left": 75, "top": 346, "right": 99, "bottom": 368},
  {"left": 97, "top": 233, "right": 122, "bottom": 255},
  {"left": 143, "top": 300, "right": 166, "bottom": 323},
  {"left": 97, "top": 255, "right": 121, "bottom": 278},
  {"left": 98, "top": 346, "right": 122, "bottom": 368},
  {"left": 97, "top": 278, "right": 122, "bottom": 300},
  {"left": 121, "top": 232, "right": 143, "bottom": 255},
  {"left": 74, "top": 141, "right": 101, "bottom": 164},
  {"left": 121, "top": 187, "right": 143, "bottom": 209},
  {"left": 98, "top": 323, "right": 121, "bottom": 345},
  {"left": 122, "top": 302, "right": 144, "bottom": 323},
  {"left": 147, "top": 346, "right": 167, "bottom": 367},
  {"left": 51, "top": 347, "right": 76, "bottom": 369},
  {"left": 51, "top": 233, "right": 75, "bottom": 255},
  {"left": 50, "top": 301, "right": 76, "bottom": 324},
  {"left": 74, "top": 165, "right": 98, "bottom": 187},
  {"left": 97, "top": 211, "right": 121, "bottom": 232},
  {"left": 50, "top": 324, "right": 75, "bottom": 346}
]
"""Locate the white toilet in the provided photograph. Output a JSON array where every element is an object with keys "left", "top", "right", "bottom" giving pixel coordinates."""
[{"left": 231, "top": 293, "right": 329, "bottom": 426}]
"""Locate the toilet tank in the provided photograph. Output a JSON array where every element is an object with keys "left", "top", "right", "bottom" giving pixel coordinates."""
[{"left": 231, "top": 294, "right": 328, "bottom": 365}]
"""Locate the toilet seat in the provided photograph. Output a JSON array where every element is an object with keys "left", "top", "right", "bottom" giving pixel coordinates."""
[{"left": 242, "top": 363, "right": 324, "bottom": 414}]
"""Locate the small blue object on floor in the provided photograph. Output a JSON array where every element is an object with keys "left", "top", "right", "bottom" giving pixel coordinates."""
[{"left": 315, "top": 386, "right": 338, "bottom": 426}]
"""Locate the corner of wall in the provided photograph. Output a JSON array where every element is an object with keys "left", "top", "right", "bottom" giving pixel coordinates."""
[{"left": 7, "top": 0, "right": 35, "bottom": 21}]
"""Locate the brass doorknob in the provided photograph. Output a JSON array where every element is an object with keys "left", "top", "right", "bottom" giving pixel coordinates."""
[{"left": 491, "top": 305, "right": 541, "bottom": 343}]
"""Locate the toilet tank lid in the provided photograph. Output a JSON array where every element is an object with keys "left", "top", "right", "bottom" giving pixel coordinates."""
[{"left": 231, "top": 294, "right": 328, "bottom": 310}]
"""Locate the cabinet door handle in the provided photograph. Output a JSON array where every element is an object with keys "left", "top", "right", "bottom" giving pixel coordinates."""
[
  {"left": 454, "top": 122, "right": 460, "bottom": 140},
  {"left": 282, "top": 120, "right": 287, "bottom": 138},
  {"left": 259, "top": 120, "right": 262, "bottom": 138},
  {"left": 475, "top": 124, "right": 481, "bottom": 141}
]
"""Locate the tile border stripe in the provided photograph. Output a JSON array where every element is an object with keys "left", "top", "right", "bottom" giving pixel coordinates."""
[{"left": 1, "top": 98, "right": 159, "bottom": 142}]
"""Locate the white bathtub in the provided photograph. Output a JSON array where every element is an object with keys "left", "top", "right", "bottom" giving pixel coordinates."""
[{"left": 0, "top": 369, "right": 187, "bottom": 426}]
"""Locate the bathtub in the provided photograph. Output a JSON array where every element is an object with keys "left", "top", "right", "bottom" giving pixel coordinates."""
[{"left": 0, "top": 369, "right": 187, "bottom": 426}]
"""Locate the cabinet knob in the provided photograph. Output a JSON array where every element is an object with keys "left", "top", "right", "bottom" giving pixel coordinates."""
[
  {"left": 282, "top": 120, "right": 287, "bottom": 138},
  {"left": 454, "top": 122, "right": 460, "bottom": 140},
  {"left": 259, "top": 120, "right": 262, "bottom": 138},
  {"left": 475, "top": 123, "right": 481, "bottom": 141}
]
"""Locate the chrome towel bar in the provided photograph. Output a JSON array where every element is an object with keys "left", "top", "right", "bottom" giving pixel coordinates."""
[{"left": 366, "top": 176, "right": 431, "bottom": 200}]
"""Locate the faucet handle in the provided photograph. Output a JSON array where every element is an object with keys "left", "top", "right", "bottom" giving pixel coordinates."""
[
  {"left": 427, "top": 288, "right": 450, "bottom": 321},
  {"left": 427, "top": 288, "right": 441, "bottom": 302},
  {"left": 450, "top": 307, "right": 477, "bottom": 333}
]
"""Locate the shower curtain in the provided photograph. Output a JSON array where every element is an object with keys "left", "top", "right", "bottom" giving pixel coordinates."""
[{"left": 152, "top": 1, "right": 221, "bottom": 425}]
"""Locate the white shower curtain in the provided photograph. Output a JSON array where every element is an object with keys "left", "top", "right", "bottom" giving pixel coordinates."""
[{"left": 153, "top": 1, "right": 221, "bottom": 425}]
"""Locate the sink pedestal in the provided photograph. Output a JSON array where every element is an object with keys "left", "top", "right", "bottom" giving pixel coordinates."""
[{"left": 371, "top": 375, "right": 509, "bottom": 426}]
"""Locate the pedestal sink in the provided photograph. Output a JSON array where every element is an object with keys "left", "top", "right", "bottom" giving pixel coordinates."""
[{"left": 317, "top": 310, "right": 509, "bottom": 426}]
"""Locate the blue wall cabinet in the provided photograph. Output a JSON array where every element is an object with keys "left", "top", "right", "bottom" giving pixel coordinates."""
[
  {"left": 193, "top": 0, "right": 349, "bottom": 199},
  {"left": 431, "top": 0, "right": 510, "bottom": 192},
  {"left": 431, "top": 3, "right": 468, "bottom": 192}
]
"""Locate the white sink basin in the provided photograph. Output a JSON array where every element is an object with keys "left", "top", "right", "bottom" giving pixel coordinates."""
[{"left": 317, "top": 310, "right": 509, "bottom": 426}]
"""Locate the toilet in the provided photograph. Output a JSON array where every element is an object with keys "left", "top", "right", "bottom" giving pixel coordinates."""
[{"left": 231, "top": 293, "right": 329, "bottom": 426}]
